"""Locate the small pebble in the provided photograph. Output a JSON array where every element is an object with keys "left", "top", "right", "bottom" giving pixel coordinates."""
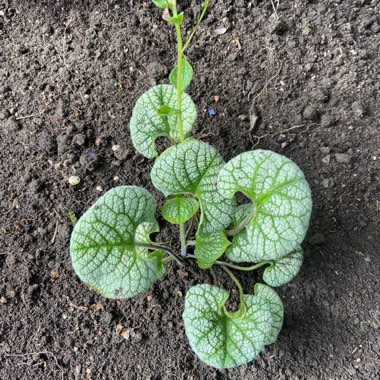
[
  {"left": 50, "top": 270, "right": 59, "bottom": 279},
  {"left": 96, "top": 186, "right": 103, "bottom": 192},
  {"left": 114, "top": 176, "right": 120, "bottom": 182},
  {"left": 335, "top": 153, "right": 351, "bottom": 164},
  {"left": 322, "top": 155, "right": 331, "bottom": 164},
  {"left": 68, "top": 176, "right": 81, "bottom": 186},
  {"left": 112, "top": 144, "right": 120, "bottom": 151}
]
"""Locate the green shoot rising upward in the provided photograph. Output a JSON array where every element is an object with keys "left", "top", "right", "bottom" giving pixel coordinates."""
[{"left": 69, "top": 1, "right": 312, "bottom": 369}]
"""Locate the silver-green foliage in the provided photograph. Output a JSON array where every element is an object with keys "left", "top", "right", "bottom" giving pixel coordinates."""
[
  {"left": 69, "top": 0, "right": 313, "bottom": 370},
  {"left": 70, "top": 186, "right": 165, "bottom": 299},
  {"left": 130, "top": 84, "right": 196, "bottom": 159}
]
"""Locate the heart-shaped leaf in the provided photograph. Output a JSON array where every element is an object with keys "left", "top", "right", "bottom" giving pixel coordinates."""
[
  {"left": 151, "top": 138, "right": 236, "bottom": 233},
  {"left": 218, "top": 150, "right": 312, "bottom": 261},
  {"left": 263, "top": 247, "right": 303, "bottom": 287},
  {"left": 130, "top": 84, "right": 197, "bottom": 159},
  {"left": 254, "top": 283, "right": 284, "bottom": 344},
  {"left": 194, "top": 231, "right": 231, "bottom": 269},
  {"left": 183, "top": 284, "right": 273, "bottom": 369},
  {"left": 170, "top": 57, "right": 193, "bottom": 91},
  {"left": 162, "top": 196, "right": 199, "bottom": 224},
  {"left": 70, "top": 186, "right": 165, "bottom": 299}
]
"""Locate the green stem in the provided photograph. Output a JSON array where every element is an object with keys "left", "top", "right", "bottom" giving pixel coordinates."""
[
  {"left": 135, "top": 242, "right": 184, "bottom": 265},
  {"left": 215, "top": 260, "right": 271, "bottom": 271},
  {"left": 182, "top": 0, "right": 209, "bottom": 53},
  {"left": 163, "top": 256, "right": 175, "bottom": 263},
  {"left": 179, "top": 223, "right": 187, "bottom": 256},
  {"left": 220, "top": 265, "right": 244, "bottom": 302},
  {"left": 171, "top": 1, "right": 185, "bottom": 142},
  {"left": 226, "top": 207, "right": 255, "bottom": 237}
]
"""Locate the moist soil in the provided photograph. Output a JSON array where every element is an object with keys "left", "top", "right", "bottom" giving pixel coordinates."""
[{"left": 1, "top": 0, "right": 379, "bottom": 379}]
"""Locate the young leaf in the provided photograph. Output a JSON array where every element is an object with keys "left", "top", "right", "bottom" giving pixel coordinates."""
[
  {"left": 194, "top": 231, "right": 231, "bottom": 269},
  {"left": 263, "top": 247, "right": 303, "bottom": 287},
  {"left": 130, "top": 85, "right": 197, "bottom": 159},
  {"left": 162, "top": 196, "right": 199, "bottom": 224},
  {"left": 156, "top": 104, "right": 179, "bottom": 116},
  {"left": 70, "top": 186, "right": 165, "bottom": 299},
  {"left": 183, "top": 284, "right": 273, "bottom": 369},
  {"left": 218, "top": 150, "right": 312, "bottom": 262},
  {"left": 170, "top": 57, "right": 193, "bottom": 91},
  {"left": 151, "top": 138, "right": 236, "bottom": 234},
  {"left": 152, "top": 0, "right": 173, "bottom": 8},
  {"left": 254, "top": 283, "right": 284, "bottom": 344},
  {"left": 166, "top": 12, "right": 184, "bottom": 24}
]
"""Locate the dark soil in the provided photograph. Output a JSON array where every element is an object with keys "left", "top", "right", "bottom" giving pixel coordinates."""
[{"left": 1, "top": 0, "right": 379, "bottom": 379}]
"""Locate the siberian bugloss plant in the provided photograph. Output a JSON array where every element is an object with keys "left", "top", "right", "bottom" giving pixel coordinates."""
[{"left": 70, "top": 0, "right": 312, "bottom": 369}]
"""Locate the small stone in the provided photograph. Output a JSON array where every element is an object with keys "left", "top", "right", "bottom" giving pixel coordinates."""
[
  {"left": 50, "top": 270, "right": 59, "bottom": 279},
  {"left": 303, "top": 106, "right": 318, "bottom": 120},
  {"left": 146, "top": 62, "right": 168, "bottom": 80},
  {"left": 96, "top": 186, "right": 103, "bottom": 192},
  {"left": 321, "top": 178, "right": 334, "bottom": 188},
  {"left": 131, "top": 330, "right": 143, "bottom": 342},
  {"left": 112, "top": 144, "right": 120, "bottom": 151},
  {"left": 238, "top": 114, "right": 248, "bottom": 121},
  {"left": 352, "top": 101, "right": 365, "bottom": 118},
  {"left": 214, "top": 95, "right": 220, "bottom": 102},
  {"left": 121, "top": 328, "right": 131, "bottom": 340},
  {"left": 281, "top": 142, "right": 289, "bottom": 149},
  {"left": 319, "top": 147, "right": 330, "bottom": 154},
  {"left": 68, "top": 176, "right": 81, "bottom": 186},
  {"left": 335, "top": 153, "right": 351, "bottom": 164},
  {"left": 0, "top": 297, "right": 7, "bottom": 304},
  {"left": 322, "top": 155, "right": 331, "bottom": 164},
  {"left": 113, "top": 176, "right": 120, "bottom": 182},
  {"left": 309, "top": 233, "right": 326, "bottom": 245}
]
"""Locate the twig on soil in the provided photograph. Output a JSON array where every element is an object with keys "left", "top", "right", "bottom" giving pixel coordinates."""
[
  {"left": 252, "top": 60, "right": 283, "bottom": 104},
  {"left": 250, "top": 123, "right": 317, "bottom": 147},
  {"left": 270, "top": 0, "right": 279, "bottom": 19},
  {"left": 51, "top": 221, "right": 59, "bottom": 244},
  {"left": 5, "top": 351, "right": 64, "bottom": 380},
  {"left": 15, "top": 114, "right": 39, "bottom": 121}
]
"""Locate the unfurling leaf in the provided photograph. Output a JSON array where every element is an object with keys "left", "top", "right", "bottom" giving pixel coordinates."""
[
  {"left": 170, "top": 57, "right": 194, "bottom": 91},
  {"left": 162, "top": 196, "right": 199, "bottom": 224},
  {"left": 254, "top": 283, "right": 284, "bottom": 344},
  {"left": 218, "top": 150, "right": 312, "bottom": 262},
  {"left": 263, "top": 247, "right": 303, "bottom": 287},
  {"left": 70, "top": 186, "right": 165, "bottom": 299},
  {"left": 130, "top": 85, "right": 197, "bottom": 158},
  {"left": 151, "top": 138, "right": 236, "bottom": 233},
  {"left": 183, "top": 284, "right": 273, "bottom": 369},
  {"left": 194, "top": 231, "right": 230, "bottom": 268}
]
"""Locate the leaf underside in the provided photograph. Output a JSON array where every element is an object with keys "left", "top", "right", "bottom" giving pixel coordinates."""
[
  {"left": 183, "top": 284, "right": 273, "bottom": 369},
  {"left": 70, "top": 186, "right": 165, "bottom": 299},
  {"left": 218, "top": 150, "right": 312, "bottom": 262},
  {"left": 151, "top": 138, "right": 236, "bottom": 234},
  {"left": 130, "top": 84, "right": 197, "bottom": 159}
]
